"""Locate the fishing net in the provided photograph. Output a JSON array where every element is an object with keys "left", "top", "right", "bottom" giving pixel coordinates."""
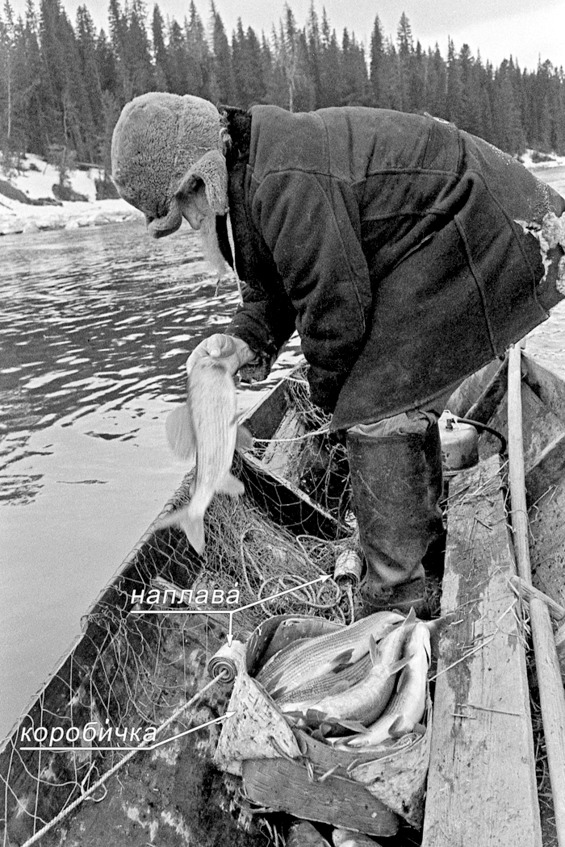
[{"left": 0, "top": 366, "right": 356, "bottom": 847}]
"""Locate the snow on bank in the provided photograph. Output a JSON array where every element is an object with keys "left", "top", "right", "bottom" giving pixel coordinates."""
[
  {"left": 0, "top": 153, "right": 143, "bottom": 236},
  {"left": 522, "top": 149, "right": 565, "bottom": 171},
  {"left": 1, "top": 148, "right": 564, "bottom": 238}
]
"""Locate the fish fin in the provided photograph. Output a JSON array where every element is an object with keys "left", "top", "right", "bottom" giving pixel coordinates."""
[
  {"left": 158, "top": 505, "right": 206, "bottom": 554},
  {"left": 403, "top": 607, "right": 417, "bottom": 626},
  {"left": 388, "top": 715, "right": 415, "bottom": 738},
  {"left": 424, "top": 614, "right": 451, "bottom": 658},
  {"left": 331, "top": 648, "right": 354, "bottom": 671},
  {"left": 236, "top": 425, "right": 253, "bottom": 452},
  {"left": 369, "top": 635, "right": 378, "bottom": 666},
  {"left": 156, "top": 505, "right": 190, "bottom": 532},
  {"left": 281, "top": 710, "right": 306, "bottom": 724},
  {"left": 389, "top": 655, "right": 411, "bottom": 675},
  {"left": 217, "top": 472, "right": 244, "bottom": 497},
  {"left": 165, "top": 404, "right": 196, "bottom": 462},
  {"left": 334, "top": 718, "right": 369, "bottom": 735}
]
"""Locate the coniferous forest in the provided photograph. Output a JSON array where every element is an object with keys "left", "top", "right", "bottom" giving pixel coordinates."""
[{"left": 1, "top": 0, "right": 564, "bottom": 184}]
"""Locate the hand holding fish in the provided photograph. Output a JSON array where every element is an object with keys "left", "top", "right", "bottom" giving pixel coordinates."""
[{"left": 187, "top": 333, "right": 256, "bottom": 377}]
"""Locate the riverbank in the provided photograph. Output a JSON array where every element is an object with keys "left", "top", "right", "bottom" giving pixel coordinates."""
[
  {"left": 0, "top": 153, "right": 143, "bottom": 235},
  {"left": 0, "top": 149, "right": 564, "bottom": 237}
]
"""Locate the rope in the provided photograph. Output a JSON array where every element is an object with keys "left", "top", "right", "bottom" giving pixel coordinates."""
[
  {"left": 253, "top": 425, "right": 329, "bottom": 443},
  {"left": 227, "top": 214, "right": 244, "bottom": 305},
  {"left": 18, "top": 676, "right": 222, "bottom": 847}
]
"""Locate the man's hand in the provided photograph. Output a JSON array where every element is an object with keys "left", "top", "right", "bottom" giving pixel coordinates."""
[{"left": 186, "top": 334, "right": 257, "bottom": 377}]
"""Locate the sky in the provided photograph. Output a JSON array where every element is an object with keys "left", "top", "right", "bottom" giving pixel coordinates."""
[{"left": 8, "top": 0, "right": 565, "bottom": 71}]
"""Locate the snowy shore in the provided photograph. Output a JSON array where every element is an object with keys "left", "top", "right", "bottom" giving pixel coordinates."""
[
  {"left": 0, "top": 154, "right": 143, "bottom": 236},
  {"left": 0, "top": 149, "right": 564, "bottom": 238}
]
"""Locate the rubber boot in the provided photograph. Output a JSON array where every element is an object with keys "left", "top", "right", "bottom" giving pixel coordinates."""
[{"left": 346, "top": 420, "right": 444, "bottom": 616}]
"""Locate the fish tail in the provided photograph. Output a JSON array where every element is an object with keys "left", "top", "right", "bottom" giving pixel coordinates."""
[
  {"left": 178, "top": 506, "right": 206, "bottom": 554},
  {"left": 156, "top": 504, "right": 206, "bottom": 554},
  {"left": 388, "top": 714, "right": 415, "bottom": 738}
]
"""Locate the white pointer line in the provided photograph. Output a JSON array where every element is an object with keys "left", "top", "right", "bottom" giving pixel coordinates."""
[
  {"left": 20, "top": 712, "right": 235, "bottom": 752},
  {"left": 129, "top": 575, "right": 330, "bottom": 616}
]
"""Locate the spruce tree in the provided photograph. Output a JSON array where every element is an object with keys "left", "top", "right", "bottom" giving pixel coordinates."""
[
  {"left": 369, "top": 15, "right": 385, "bottom": 106},
  {"left": 152, "top": 4, "right": 169, "bottom": 91},
  {"left": 210, "top": 2, "right": 236, "bottom": 103}
]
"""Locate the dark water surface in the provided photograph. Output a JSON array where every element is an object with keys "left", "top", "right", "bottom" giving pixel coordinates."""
[
  {"left": 1, "top": 179, "right": 565, "bottom": 739},
  {"left": 0, "top": 219, "right": 299, "bottom": 738}
]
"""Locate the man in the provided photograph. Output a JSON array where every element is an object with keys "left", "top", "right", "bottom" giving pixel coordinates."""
[{"left": 111, "top": 92, "right": 565, "bottom": 614}]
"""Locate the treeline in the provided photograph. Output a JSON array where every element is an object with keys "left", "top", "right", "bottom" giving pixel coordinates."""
[{"left": 1, "top": 0, "right": 564, "bottom": 178}]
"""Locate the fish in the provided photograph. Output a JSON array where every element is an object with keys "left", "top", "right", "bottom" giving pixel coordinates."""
[
  {"left": 256, "top": 610, "right": 405, "bottom": 699},
  {"left": 157, "top": 357, "right": 251, "bottom": 553},
  {"left": 289, "top": 610, "right": 415, "bottom": 729},
  {"left": 339, "top": 620, "right": 431, "bottom": 749},
  {"left": 276, "top": 652, "right": 373, "bottom": 712}
]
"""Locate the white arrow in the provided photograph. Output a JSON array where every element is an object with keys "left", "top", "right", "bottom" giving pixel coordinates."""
[
  {"left": 130, "top": 574, "right": 331, "bottom": 617},
  {"left": 236, "top": 574, "right": 330, "bottom": 612},
  {"left": 20, "top": 712, "right": 236, "bottom": 753}
]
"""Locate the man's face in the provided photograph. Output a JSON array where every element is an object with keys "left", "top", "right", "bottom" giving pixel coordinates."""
[{"left": 178, "top": 182, "right": 211, "bottom": 231}]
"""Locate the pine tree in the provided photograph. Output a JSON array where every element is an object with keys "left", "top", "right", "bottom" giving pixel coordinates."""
[
  {"left": 427, "top": 45, "right": 447, "bottom": 118},
  {"left": 185, "top": 2, "right": 213, "bottom": 98},
  {"left": 210, "top": 3, "right": 236, "bottom": 103},
  {"left": 127, "top": 0, "right": 154, "bottom": 96},
  {"left": 492, "top": 59, "right": 526, "bottom": 154},
  {"left": 305, "top": 1, "right": 322, "bottom": 109},
  {"left": 409, "top": 41, "right": 426, "bottom": 112},
  {"left": 458, "top": 44, "right": 482, "bottom": 135},
  {"left": 152, "top": 4, "right": 168, "bottom": 91},
  {"left": 20, "top": 0, "right": 46, "bottom": 153},
  {"left": 76, "top": 5, "right": 104, "bottom": 159},
  {"left": 369, "top": 15, "right": 385, "bottom": 106},
  {"left": 318, "top": 10, "right": 342, "bottom": 108},
  {"left": 0, "top": 1, "right": 17, "bottom": 152},
  {"left": 232, "top": 19, "right": 267, "bottom": 107},
  {"left": 446, "top": 37, "right": 463, "bottom": 124},
  {"left": 341, "top": 29, "right": 368, "bottom": 105}
]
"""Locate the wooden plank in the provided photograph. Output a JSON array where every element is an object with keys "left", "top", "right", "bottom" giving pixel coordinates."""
[
  {"left": 508, "top": 345, "right": 565, "bottom": 846},
  {"left": 235, "top": 451, "right": 344, "bottom": 540},
  {"left": 486, "top": 381, "right": 565, "bottom": 502},
  {"left": 524, "top": 352, "right": 565, "bottom": 424},
  {"left": 446, "top": 358, "right": 505, "bottom": 419},
  {"left": 261, "top": 405, "right": 307, "bottom": 481},
  {"left": 422, "top": 455, "right": 541, "bottom": 847},
  {"left": 530, "top": 476, "right": 565, "bottom": 607},
  {"left": 242, "top": 757, "right": 399, "bottom": 838}
]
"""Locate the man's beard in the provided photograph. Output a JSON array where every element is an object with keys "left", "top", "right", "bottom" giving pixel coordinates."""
[{"left": 199, "top": 213, "right": 229, "bottom": 278}]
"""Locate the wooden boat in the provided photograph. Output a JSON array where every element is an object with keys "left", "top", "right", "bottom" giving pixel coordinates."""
[{"left": 1, "top": 350, "right": 564, "bottom": 847}]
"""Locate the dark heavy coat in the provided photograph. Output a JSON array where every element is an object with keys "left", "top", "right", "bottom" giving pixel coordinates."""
[{"left": 218, "top": 105, "right": 564, "bottom": 430}]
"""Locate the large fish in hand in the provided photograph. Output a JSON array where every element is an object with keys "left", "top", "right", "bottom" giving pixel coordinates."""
[{"left": 158, "top": 357, "right": 250, "bottom": 553}]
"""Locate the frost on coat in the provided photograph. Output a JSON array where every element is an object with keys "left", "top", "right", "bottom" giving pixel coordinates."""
[{"left": 516, "top": 210, "right": 565, "bottom": 295}]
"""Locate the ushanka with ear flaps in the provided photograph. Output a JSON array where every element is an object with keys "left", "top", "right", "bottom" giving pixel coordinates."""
[{"left": 111, "top": 92, "right": 229, "bottom": 238}]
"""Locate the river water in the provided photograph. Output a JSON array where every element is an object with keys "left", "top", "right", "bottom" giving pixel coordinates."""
[{"left": 1, "top": 168, "right": 564, "bottom": 740}]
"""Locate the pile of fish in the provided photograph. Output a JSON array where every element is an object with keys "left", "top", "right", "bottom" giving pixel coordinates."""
[{"left": 255, "top": 609, "right": 434, "bottom": 750}]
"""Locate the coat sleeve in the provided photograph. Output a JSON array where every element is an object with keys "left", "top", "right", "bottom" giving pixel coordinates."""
[
  {"left": 227, "top": 276, "right": 297, "bottom": 382},
  {"left": 250, "top": 170, "right": 374, "bottom": 411}
]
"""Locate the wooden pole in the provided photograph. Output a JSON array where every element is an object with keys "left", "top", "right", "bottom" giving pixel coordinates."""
[
  {"left": 507, "top": 344, "right": 565, "bottom": 845},
  {"left": 509, "top": 575, "right": 565, "bottom": 622}
]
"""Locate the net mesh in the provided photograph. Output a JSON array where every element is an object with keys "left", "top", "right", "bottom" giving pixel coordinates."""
[{"left": 0, "top": 368, "right": 356, "bottom": 847}]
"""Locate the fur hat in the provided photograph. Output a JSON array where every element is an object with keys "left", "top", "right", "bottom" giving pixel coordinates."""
[{"left": 111, "top": 92, "right": 228, "bottom": 238}]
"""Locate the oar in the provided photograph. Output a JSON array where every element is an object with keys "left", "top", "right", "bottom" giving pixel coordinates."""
[{"left": 507, "top": 344, "right": 565, "bottom": 845}]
